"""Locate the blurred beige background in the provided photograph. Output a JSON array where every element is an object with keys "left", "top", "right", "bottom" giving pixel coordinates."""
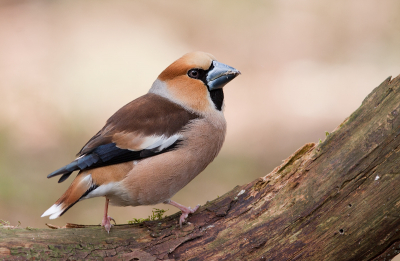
[{"left": 0, "top": 0, "right": 399, "bottom": 248}]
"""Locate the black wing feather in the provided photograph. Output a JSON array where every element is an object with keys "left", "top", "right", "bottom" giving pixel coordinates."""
[{"left": 48, "top": 141, "right": 181, "bottom": 182}]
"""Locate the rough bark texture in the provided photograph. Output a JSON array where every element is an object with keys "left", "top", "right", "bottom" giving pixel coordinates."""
[{"left": 1, "top": 75, "right": 400, "bottom": 261}]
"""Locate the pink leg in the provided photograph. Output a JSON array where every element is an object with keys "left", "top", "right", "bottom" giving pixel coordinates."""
[
  {"left": 164, "top": 200, "right": 200, "bottom": 227},
  {"left": 101, "top": 198, "right": 116, "bottom": 233}
]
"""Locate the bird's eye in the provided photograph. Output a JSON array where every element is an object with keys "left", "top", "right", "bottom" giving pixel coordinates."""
[{"left": 188, "top": 69, "right": 200, "bottom": 79}]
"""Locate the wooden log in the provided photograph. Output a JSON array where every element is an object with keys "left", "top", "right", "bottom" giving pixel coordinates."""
[{"left": 1, "top": 75, "right": 400, "bottom": 261}]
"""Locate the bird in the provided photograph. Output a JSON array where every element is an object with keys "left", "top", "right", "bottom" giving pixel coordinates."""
[{"left": 41, "top": 51, "right": 240, "bottom": 233}]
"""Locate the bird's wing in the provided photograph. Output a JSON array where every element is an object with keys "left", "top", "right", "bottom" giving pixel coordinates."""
[{"left": 48, "top": 93, "right": 199, "bottom": 182}]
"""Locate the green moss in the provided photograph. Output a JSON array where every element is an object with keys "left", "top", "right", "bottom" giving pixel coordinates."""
[
  {"left": 0, "top": 219, "right": 21, "bottom": 229},
  {"left": 25, "top": 226, "right": 38, "bottom": 230},
  {"left": 127, "top": 208, "right": 168, "bottom": 224},
  {"left": 0, "top": 219, "right": 10, "bottom": 227}
]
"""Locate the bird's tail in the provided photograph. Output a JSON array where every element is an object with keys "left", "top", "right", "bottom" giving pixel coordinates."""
[{"left": 41, "top": 173, "right": 96, "bottom": 219}]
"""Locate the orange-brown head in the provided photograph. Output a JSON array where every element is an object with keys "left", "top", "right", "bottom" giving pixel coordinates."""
[{"left": 150, "top": 51, "right": 240, "bottom": 114}]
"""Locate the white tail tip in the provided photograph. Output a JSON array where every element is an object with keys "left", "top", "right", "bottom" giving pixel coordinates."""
[{"left": 41, "top": 204, "right": 63, "bottom": 219}]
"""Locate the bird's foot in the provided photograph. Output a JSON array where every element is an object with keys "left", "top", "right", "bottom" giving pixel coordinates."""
[
  {"left": 179, "top": 204, "right": 200, "bottom": 227},
  {"left": 164, "top": 200, "right": 201, "bottom": 227},
  {"left": 101, "top": 216, "right": 116, "bottom": 233}
]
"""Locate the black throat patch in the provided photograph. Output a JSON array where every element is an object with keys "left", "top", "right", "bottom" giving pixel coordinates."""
[
  {"left": 209, "top": 89, "right": 224, "bottom": 111},
  {"left": 193, "top": 62, "right": 224, "bottom": 111}
]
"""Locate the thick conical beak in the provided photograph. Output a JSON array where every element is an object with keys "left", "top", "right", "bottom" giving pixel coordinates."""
[{"left": 206, "top": 61, "right": 240, "bottom": 91}]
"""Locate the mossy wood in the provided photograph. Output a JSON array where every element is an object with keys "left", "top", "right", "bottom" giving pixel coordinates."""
[{"left": 1, "top": 75, "right": 400, "bottom": 261}]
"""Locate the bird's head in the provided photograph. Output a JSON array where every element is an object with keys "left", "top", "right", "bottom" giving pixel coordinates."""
[{"left": 150, "top": 51, "right": 240, "bottom": 114}]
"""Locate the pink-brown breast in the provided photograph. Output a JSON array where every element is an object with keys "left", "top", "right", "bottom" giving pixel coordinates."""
[{"left": 120, "top": 113, "right": 226, "bottom": 206}]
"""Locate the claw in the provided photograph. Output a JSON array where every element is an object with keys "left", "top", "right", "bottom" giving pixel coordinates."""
[
  {"left": 102, "top": 216, "right": 115, "bottom": 234},
  {"left": 101, "top": 198, "right": 116, "bottom": 233},
  {"left": 165, "top": 200, "right": 200, "bottom": 227}
]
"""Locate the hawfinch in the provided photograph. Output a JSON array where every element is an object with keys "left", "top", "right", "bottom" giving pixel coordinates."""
[{"left": 42, "top": 51, "right": 240, "bottom": 232}]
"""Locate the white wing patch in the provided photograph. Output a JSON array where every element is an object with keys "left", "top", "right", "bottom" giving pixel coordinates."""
[
  {"left": 139, "top": 134, "right": 181, "bottom": 152},
  {"left": 145, "top": 134, "right": 181, "bottom": 151}
]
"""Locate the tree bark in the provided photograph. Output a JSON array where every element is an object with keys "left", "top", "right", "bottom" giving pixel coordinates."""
[{"left": 2, "top": 75, "right": 400, "bottom": 261}]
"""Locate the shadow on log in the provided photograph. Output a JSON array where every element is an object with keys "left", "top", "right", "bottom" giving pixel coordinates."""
[{"left": 1, "top": 75, "right": 400, "bottom": 261}]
